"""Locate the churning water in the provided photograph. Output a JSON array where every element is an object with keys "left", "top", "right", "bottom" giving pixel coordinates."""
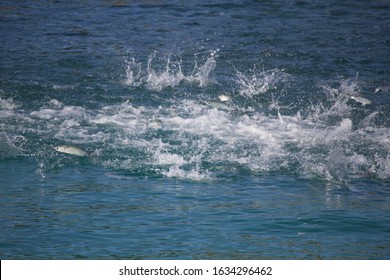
[{"left": 1, "top": 0, "right": 389, "bottom": 259}]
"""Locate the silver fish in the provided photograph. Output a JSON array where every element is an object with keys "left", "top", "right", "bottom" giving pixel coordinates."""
[
  {"left": 206, "top": 100, "right": 231, "bottom": 110},
  {"left": 349, "top": 95, "right": 371, "bottom": 106},
  {"left": 53, "top": 145, "right": 89, "bottom": 157},
  {"left": 374, "top": 85, "right": 390, "bottom": 94}
]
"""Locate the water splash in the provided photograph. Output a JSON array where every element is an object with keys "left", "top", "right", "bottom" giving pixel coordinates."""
[
  {"left": 236, "top": 68, "right": 289, "bottom": 97},
  {"left": 124, "top": 50, "right": 217, "bottom": 91},
  {"left": 0, "top": 132, "right": 26, "bottom": 159},
  {"left": 124, "top": 58, "right": 142, "bottom": 87},
  {"left": 186, "top": 50, "right": 218, "bottom": 87},
  {"left": 6, "top": 62, "right": 390, "bottom": 182}
]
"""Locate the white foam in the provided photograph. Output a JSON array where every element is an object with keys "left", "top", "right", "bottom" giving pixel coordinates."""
[
  {"left": 48, "top": 99, "right": 63, "bottom": 108},
  {"left": 162, "top": 164, "right": 211, "bottom": 181},
  {"left": 375, "top": 155, "right": 390, "bottom": 179},
  {"left": 30, "top": 108, "right": 59, "bottom": 120},
  {"left": 0, "top": 97, "right": 17, "bottom": 111},
  {"left": 312, "top": 118, "right": 352, "bottom": 144},
  {"left": 30, "top": 106, "right": 86, "bottom": 120},
  {"left": 0, "top": 97, "right": 17, "bottom": 118}
]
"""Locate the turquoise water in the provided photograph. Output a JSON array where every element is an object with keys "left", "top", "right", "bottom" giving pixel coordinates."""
[{"left": 1, "top": 0, "right": 390, "bottom": 259}]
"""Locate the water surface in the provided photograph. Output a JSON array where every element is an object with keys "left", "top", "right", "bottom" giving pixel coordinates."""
[{"left": 1, "top": 0, "right": 389, "bottom": 259}]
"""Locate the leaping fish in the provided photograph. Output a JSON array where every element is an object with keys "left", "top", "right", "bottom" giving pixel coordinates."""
[
  {"left": 374, "top": 85, "right": 390, "bottom": 94},
  {"left": 349, "top": 95, "right": 371, "bottom": 106},
  {"left": 53, "top": 145, "right": 89, "bottom": 157}
]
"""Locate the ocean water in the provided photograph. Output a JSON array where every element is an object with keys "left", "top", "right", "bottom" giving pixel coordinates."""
[{"left": 1, "top": 0, "right": 389, "bottom": 259}]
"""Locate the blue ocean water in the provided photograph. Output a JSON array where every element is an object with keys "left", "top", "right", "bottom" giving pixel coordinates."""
[{"left": 1, "top": 0, "right": 390, "bottom": 259}]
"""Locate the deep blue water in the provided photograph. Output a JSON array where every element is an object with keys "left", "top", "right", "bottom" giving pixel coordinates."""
[{"left": 1, "top": 0, "right": 390, "bottom": 259}]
